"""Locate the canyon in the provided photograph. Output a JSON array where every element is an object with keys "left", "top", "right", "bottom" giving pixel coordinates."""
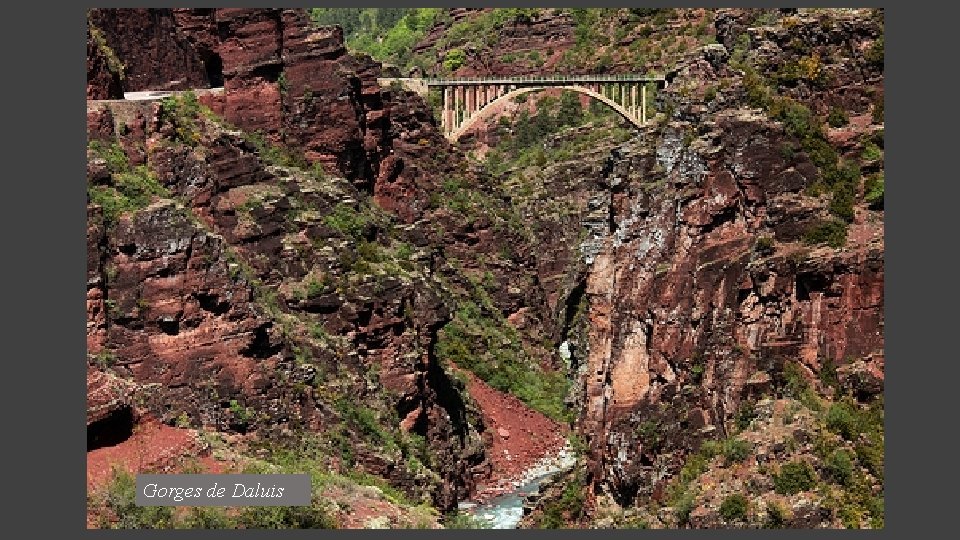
[{"left": 86, "top": 7, "right": 884, "bottom": 529}]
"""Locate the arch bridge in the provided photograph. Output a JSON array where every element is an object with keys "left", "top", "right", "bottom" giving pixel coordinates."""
[{"left": 379, "top": 74, "right": 667, "bottom": 141}]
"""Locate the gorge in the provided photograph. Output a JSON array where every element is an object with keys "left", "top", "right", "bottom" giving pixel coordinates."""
[{"left": 86, "top": 7, "right": 884, "bottom": 529}]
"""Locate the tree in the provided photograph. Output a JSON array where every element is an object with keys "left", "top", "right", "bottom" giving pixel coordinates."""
[
  {"left": 444, "top": 49, "right": 467, "bottom": 72},
  {"left": 556, "top": 91, "right": 584, "bottom": 127}
]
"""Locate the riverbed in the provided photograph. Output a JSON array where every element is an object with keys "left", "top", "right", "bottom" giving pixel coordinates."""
[{"left": 458, "top": 443, "right": 577, "bottom": 529}]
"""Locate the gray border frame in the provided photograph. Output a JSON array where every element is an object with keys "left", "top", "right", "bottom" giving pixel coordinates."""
[{"left": 3, "top": 0, "right": 930, "bottom": 537}]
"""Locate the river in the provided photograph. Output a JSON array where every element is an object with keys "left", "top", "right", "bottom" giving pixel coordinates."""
[{"left": 458, "top": 443, "right": 577, "bottom": 529}]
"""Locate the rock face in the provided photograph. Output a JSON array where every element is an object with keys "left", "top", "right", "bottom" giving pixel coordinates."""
[
  {"left": 87, "top": 7, "right": 462, "bottom": 222},
  {"left": 86, "top": 26, "right": 123, "bottom": 100},
  {"left": 85, "top": 11, "right": 488, "bottom": 506},
  {"left": 88, "top": 8, "right": 212, "bottom": 92},
  {"left": 576, "top": 122, "right": 883, "bottom": 505},
  {"left": 86, "top": 103, "right": 488, "bottom": 507},
  {"left": 87, "top": 194, "right": 315, "bottom": 431},
  {"left": 502, "top": 10, "right": 883, "bottom": 526},
  {"left": 413, "top": 8, "right": 577, "bottom": 76}
]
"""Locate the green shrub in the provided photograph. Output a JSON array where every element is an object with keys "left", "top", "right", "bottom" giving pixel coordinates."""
[
  {"left": 773, "top": 460, "right": 816, "bottom": 495},
  {"left": 537, "top": 469, "right": 586, "bottom": 528},
  {"left": 735, "top": 400, "right": 757, "bottom": 431},
  {"left": 690, "top": 362, "right": 705, "bottom": 383},
  {"left": 178, "top": 507, "right": 233, "bottom": 529},
  {"left": 871, "top": 99, "right": 884, "bottom": 124},
  {"left": 754, "top": 235, "right": 775, "bottom": 256},
  {"left": 305, "top": 275, "right": 328, "bottom": 298},
  {"left": 94, "top": 349, "right": 118, "bottom": 370},
  {"left": 827, "top": 106, "right": 849, "bottom": 128},
  {"left": 324, "top": 203, "right": 372, "bottom": 240},
  {"left": 825, "top": 400, "right": 861, "bottom": 441},
  {"left": 720, "top": 493, "right": 749, "bottom": 521},
  {"left": 88, "top": 140, "right": 130, "bottom": 173},
  {"left": 723, "top": 438, "right": 753, "bottom": 465},
  {"left": 829, "top": 181, "right": 856, "bottom": 222},
  {"left": 822, "top": 448, "right": 855, "bottom": 486},
  {"left": 243, "top": 131, "right": 310, "bottom": 168},
  {"left": 818, "top": 357, "right": 840, "bottom": 391},
  {"left": 863, "top": 173, "right": 884, "bottom": 210},
  {"left": 636, "top": 420, "right": 662, "bottom": 450},
  {"left": 89, "top": 22, "right": 125, "bottom": 78},
  {"left": 703, "top": 85, "right": 718, "bottom": 103},
  {"left": 674, "top": 489, "right": 698, "bottom": 526},
  {"left": 803, "top": 219, "right": 848, "bottom": 248},
  {"left": 98, "top": 468, "right": 176, "bottom": 529},
  {"left": 764, "top": 501, "right": 788, "bottom": 528},
  {"left": 236, "top": 505, "right": 338, "bottom": 529},
  {"left": 159, "top": 91, "right": 203, "bottom": 145},
  {"left": 228, "top": 399, "right": 254, "bottom": 426},
  {"left": 88, "top": 165, "right": 169, "bottom": 224},
  {"left": 443, "top": 48, "right": 466, "bottom": 72},
  {"left": 861, "top": 142, "right": 882, "bottom": 162},
  {"left": 334, "top": 397, "right": 389, "bottom": 445},
  {"left": 865, "top": 35, "right": 884, "bottom": 66},
  {"left": 442, "top": 511, "right": 487, "bottom": 529}
]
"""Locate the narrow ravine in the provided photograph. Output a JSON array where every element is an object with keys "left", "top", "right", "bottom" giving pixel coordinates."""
[{"left": 448, "top": 364, "right": 576, "bottom": 528}]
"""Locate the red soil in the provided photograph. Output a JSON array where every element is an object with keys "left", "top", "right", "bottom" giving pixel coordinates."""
[
  {"left": 87, "top": 418, "right": 228, "bottom": 493},
  {"left": 455, "top": 366, "right": 568, "bottom": 502}
]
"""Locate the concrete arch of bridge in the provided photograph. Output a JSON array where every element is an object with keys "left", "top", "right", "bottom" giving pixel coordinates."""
[{"left": 449, "top": 85, "right": 643, "bottom": 142}]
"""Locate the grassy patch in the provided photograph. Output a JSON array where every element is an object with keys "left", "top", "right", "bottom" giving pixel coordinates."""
[
  {"left": 442, "top": 511, "right": 488, "bottom": 529},
  {"left": 96, "top": 468, "right": 175, "bottom": 529},
  {"left": 536, "top": 469, "right": 587, "bottom": 528},
  {"left": 436, "top": 297, "right": 570, "bottom": 422},
  {"left": 803, "top": 219, "right": 848, "bottom": 249},
  {"left": 243, "top": 130, "right": 310, "bottom": 169},
  {"left": 158, "top": 91, "right": 204, "bottom": 145},
  {"left": 324, "top": 203, "right": 375, "bottom": 241},
  {"left": 87, "top": 142, "right": 170, "bottom": 224}
]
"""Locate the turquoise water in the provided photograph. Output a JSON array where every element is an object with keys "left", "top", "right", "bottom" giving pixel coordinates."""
[
  {"left": 463, "top": 472, "right": 556, "bottom": 529},
  {"left": 459, "top": 444, "right": 577, "bottom": 529}
]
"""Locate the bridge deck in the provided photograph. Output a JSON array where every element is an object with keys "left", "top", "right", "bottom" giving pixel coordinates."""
[{"left": 424, "top": 74, "right": 665, "bottom": 86}]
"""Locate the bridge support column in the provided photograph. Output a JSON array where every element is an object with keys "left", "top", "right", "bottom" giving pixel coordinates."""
[
  {"left": 641, "top": 84, "right": 647, "bottom": 124},
  {"left": 631, "top": 84, "right": 637, "bottom": 123},
  {"left": 466, "top": 86, "right": 473, "bottom": 121},
  {"left": 455, "top": 86, "right": 463, "bottom": 130},
  {"left": 443, "top": 87, "right": 453, "bottom": 135}
]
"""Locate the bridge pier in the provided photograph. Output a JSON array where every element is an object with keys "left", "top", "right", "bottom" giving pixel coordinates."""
[
  {"left": 641, "top": 84, "right": 646, "bottom": 125},
  {"left": 443, "top": 87, "right": 453, "bottom": 135}
]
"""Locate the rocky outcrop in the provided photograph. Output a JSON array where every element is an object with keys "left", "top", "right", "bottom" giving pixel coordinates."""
[
  {"left": 86, "top": 7, "right": 461, "bottom": 217},
  {"left": 413, "top": 8, "right": 576, "bottom": 76},
  {"left": 575, "top": 114, "right": 883, "bottom": 505},
  {"left": 716, "top": 8, "right": 884, "bottom": 117},
  {"left": 86, "top": 26, "right": 123, "bottom": 100},
  {"left": 87, "top": 196, "right": 316, "bottom": 433},
  {"left": 88, "top": 8, "right": 212, "bottom": 92},
  {"left": 86, "top": 367, "right": 137, "bottom": 426},
  {"left": 86, "top": 87, "right": 487, "bottom": 509}
]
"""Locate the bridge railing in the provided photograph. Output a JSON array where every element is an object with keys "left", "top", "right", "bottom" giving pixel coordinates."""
[{"left": 423, "top": 73, "right": 665, "bottom": 86}]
